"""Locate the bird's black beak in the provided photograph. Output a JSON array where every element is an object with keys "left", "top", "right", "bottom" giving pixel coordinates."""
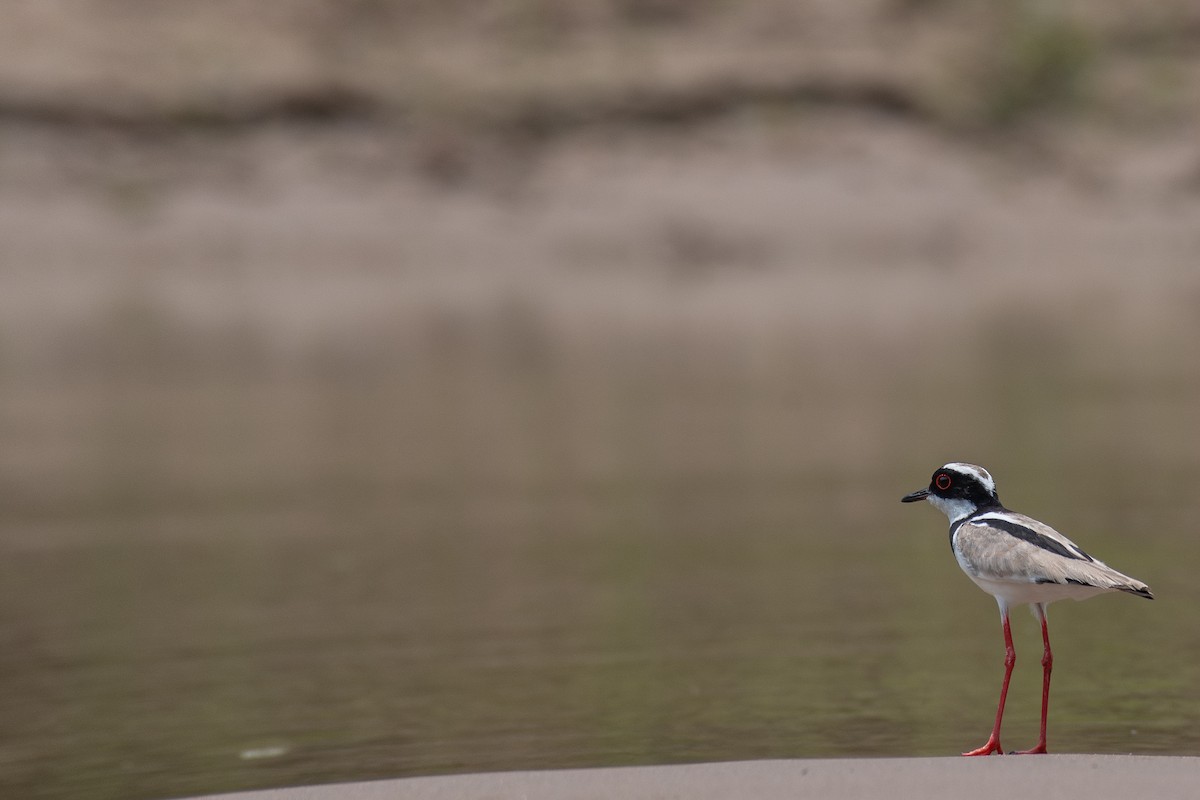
[{"left": 901, "top": 488, "right": 930, "bottom": 503}]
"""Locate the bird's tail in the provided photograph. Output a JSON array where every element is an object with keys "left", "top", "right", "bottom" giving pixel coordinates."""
[
  {"left": 1117, "top": 580, "right": 1154, "bottom": 600},
  {"left": 1068, "top": 559, "right": 1154, "bottom": 599}
]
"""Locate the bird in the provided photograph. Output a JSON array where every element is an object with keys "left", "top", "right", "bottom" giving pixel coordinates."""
[{"left": 901, "top": 462, "right": 1152, "bottom": 756}]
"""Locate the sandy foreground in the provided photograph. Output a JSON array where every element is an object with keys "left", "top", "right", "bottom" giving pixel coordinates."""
[{"left": 192, "top": 756, "right": 1200, "bottom": 800}]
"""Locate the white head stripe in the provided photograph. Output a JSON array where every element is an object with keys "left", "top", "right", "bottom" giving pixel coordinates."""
[{"left": 941, "top": 462, "right": 996, "bottom": 495}]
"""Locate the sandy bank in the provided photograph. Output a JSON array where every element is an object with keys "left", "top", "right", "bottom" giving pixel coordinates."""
[{"left": 193, "top": 755, "right": 1200, "bottom": 800}]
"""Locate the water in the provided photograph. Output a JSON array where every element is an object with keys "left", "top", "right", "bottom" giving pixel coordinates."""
[{"left": 3, "top": 324, "right": 1200, "bottom": 800}]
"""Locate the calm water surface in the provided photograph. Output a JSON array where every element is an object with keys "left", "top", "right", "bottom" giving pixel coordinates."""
[
  {"left": 3, "top": 466, "right": 1198, "bottom": 800},
  {"left": 3, "top": 349, "right": 1200, "bottom": 800}
]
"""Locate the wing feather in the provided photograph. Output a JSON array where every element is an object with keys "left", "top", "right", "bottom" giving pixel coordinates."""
[{"left": 955, "top": 514, "right": 1152, "bottom": 597}]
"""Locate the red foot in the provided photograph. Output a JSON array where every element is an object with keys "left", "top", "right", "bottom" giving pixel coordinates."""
[
  {"left": 962, "top": 736, "right": 1003, "bottom": 756},
  {"left": 1010, "top": 743, "right": 1047, "bottom": 755}
]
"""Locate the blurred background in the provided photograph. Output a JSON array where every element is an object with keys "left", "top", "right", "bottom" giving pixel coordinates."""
[{"left": 2, "top": 1, "right": 1199, "bottom": 798}]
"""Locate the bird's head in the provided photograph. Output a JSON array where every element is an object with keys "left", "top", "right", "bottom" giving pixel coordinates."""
[{"left": 902, "top": 462, "right": 1001, "bottom": 522}]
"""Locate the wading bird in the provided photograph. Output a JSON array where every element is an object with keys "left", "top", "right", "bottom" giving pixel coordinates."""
[{"left": 902, "top": 462, "right": 1152, "bottom": 755}]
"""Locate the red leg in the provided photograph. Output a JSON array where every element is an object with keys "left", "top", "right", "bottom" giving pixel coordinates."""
[
  {"left": 1013, "top": 606, "right": 1051, "bottom": 755},
  {"left": 963, "top": 612, "right": 1015, "bottom": 756}
]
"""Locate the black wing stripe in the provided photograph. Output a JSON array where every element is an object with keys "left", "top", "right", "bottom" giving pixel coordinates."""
[
  {"left": 976, "top": 518, "right": 1094, "bottom": 562},
  {"left": 1035, "top": 577, "right": 1093, "bottom": 586}
]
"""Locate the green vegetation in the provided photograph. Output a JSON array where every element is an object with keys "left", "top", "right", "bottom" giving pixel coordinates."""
[{"left": 974, "top": 6, "right": 1098, "bottom": 126}]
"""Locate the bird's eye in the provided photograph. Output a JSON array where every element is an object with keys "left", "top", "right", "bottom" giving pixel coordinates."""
[{"left": 935, "top": 473, "right": 952, "bottom": 491}]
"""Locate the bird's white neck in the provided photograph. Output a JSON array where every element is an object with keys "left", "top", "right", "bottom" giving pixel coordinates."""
[{"left": 928, "top": 495, "right": 979, "bottom": 524}]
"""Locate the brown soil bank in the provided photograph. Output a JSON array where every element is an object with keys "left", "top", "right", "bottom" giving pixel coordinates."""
[{"left": 1, "top": 1, "right": 1198, "bottom": 131}]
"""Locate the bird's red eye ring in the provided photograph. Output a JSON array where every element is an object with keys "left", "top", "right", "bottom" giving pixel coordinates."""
[{"left": 935, "top": 473, "right": 952, "bottom": 491}]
